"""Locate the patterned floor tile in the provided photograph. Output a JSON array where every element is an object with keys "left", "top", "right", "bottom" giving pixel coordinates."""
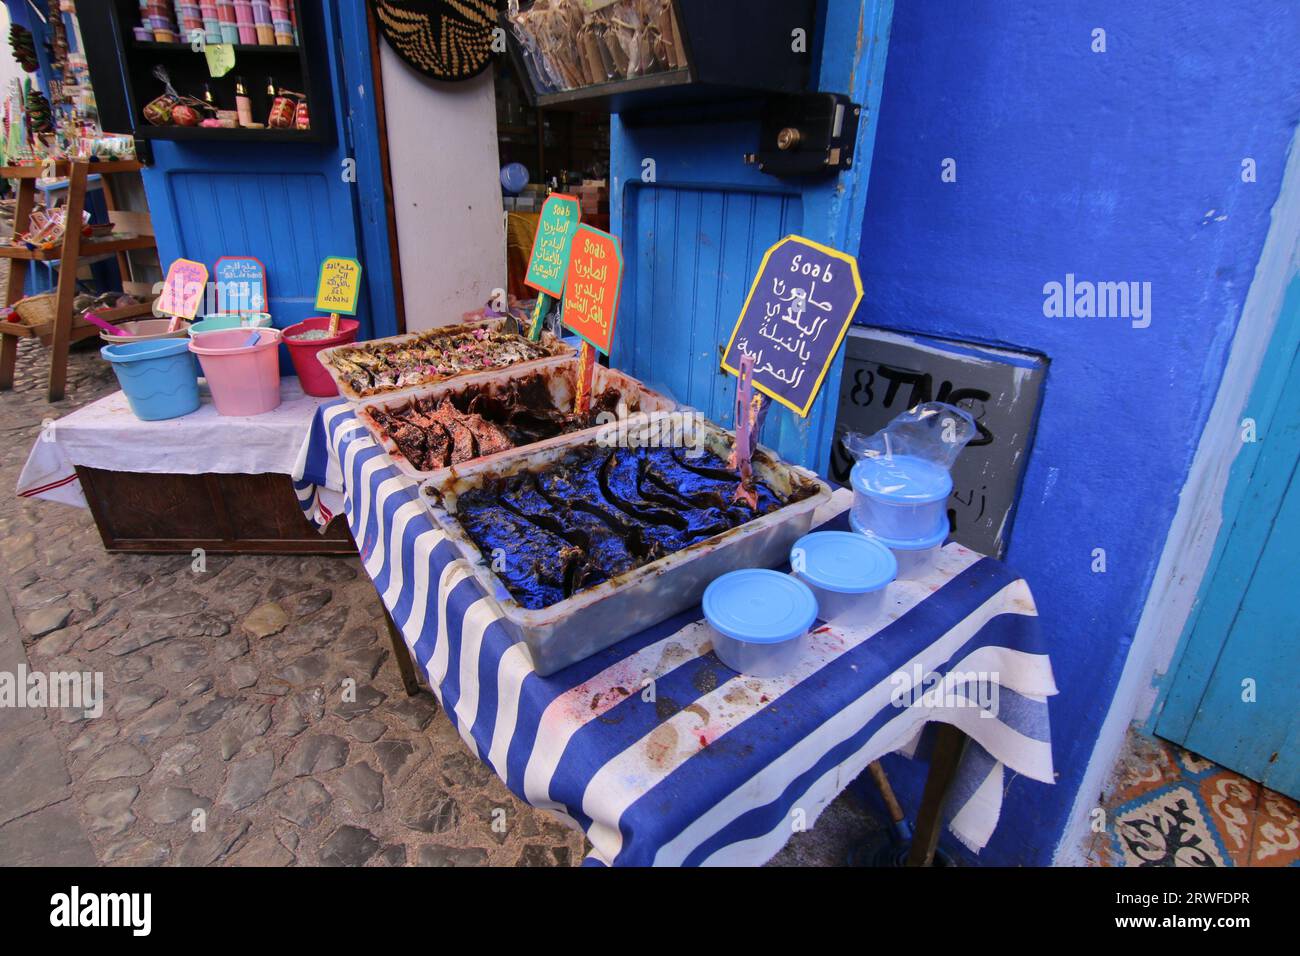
[
  {"left": 1091, "top": 729, "right": 1300, "bottom": 867},
  {"left": 1198, "top": 771, "right": 1259, "bottom": 866},
  {"left": 1250, "top": 789, "right": 1300, "bottom": 866},
  {"left": 1110, "top": 784, "right": 1227, "bottom": 867}
]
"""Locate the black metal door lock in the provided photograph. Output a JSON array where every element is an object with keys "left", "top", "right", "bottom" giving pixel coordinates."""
[{"left": 745, "top": 92, "right": 862, "bottom": 177}]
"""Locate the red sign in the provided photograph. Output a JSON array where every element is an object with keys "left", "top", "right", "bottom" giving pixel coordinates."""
[{"left": 561, "top": 225, "right": 623, "bottom": 356}]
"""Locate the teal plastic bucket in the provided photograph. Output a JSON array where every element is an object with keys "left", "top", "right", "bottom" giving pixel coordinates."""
[
  {"left": 100, "top": 338, "right": 201, "bottom": 421},
  {"left": 189, "top": 312, "right": 272, "bottom": 336}
]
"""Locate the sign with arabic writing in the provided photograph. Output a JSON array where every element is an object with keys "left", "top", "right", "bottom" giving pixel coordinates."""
[
  {"left": 315, "top": 257, "right": 362, "bottom": 315},
  {"left": 524, "top": 194, "right": 582, "bottom": 298},
  {"left": 157, "top": 259, "right": 209, "bottom": 320},
  {"left": 562, "top": 224, "right": 623, "bottom": 355},
  {"left": 214, "top": 256, "right": 267, "bottom": 313},
  {"left": 721, "top": 235, "right": 864, "bottom": 417}
]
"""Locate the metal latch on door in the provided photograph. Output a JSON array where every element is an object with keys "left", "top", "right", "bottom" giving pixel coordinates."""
[{"left": 744, "top": 92, "right": 863, "bottom": 177}]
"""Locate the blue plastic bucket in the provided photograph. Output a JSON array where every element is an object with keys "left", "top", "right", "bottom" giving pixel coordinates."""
[{"left": 100, "top": 339, "right": 200, "bottom": 421}]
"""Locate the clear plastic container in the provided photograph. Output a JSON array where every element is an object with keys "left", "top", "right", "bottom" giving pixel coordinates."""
[
  {"left": 850, "top": 454, "right": 951, "bottom": 541},
  {"left": 791, "top": 531, "right": 896, "bottom": 627},
  {"left": 851, "top": 511, "right": 948, "bottom": 581},
  {"left": 704, "top": 569, "right": 817, "bottom": 678}
]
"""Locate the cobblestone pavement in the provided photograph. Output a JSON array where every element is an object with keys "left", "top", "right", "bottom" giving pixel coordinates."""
[{"left": 0, "top": 337, "right": 882, "bottom": 867}]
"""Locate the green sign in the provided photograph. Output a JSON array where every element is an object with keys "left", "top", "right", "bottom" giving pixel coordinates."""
[{"left": 523, "top": 193, "right": 581, "bottom": 298}]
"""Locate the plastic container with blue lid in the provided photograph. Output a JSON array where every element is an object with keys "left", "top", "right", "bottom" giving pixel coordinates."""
[
  {"left": 850, "top": 510, "right": 949, "bottom": 580},
  {"left": 704, "top": 569, "right": 818, "bottom": 678},
  {"left": 850, "top": 454, "right": 952, "bottom": 541},
  {"left": 791, "top": 531, "right": 897, "bottom": 627}
]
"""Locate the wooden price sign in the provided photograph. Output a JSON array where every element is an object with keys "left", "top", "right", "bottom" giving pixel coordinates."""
[
  {"left": 523, "top": 193, "right": 581, "bottom": 340},
  {"left": 561, "top": 224, "right": 623, "bottom": 414},
  {"left": 721, "top": 235, "right": 863, "bottom": 417},
  {"left": 214, "top": 255, "right": 267, "bottom": 314},
  {"left": 157, "top": 258, "right": 209, "bottom": 330},
  {"left": 316, "top": 256, "right": 362, "bottom": 335}
]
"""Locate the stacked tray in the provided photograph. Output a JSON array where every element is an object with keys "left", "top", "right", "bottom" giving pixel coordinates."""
[
  {"left": 316, "top": 316, "right": 575, "bottom": 403},
  {"left": 418, "top": 419, "right": 832, "bottom": 675},
  {"left": 354, "top": 359, "right": 677, "bottom": 484}
]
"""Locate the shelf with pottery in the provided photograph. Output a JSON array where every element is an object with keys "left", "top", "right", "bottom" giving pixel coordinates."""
[{"left": 0, "top": 159, "right": 158, "bottom": 401}]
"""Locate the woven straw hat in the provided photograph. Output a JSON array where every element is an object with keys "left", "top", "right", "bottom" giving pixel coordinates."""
[{"left": 372, "top": 0, "right": 499, "bottom": 81}]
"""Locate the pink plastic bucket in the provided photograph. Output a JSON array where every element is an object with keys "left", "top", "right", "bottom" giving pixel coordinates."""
[
  {"left": 188, "top": 327, "right": 283, "bottom": 416},
  {"left": 282, "top": 316, "right": 360, "bottom": 396}
]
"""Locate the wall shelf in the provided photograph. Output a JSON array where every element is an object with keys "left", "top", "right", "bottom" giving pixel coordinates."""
[{"left": 81, "top": 2, "right": 333, "bottom": 145}]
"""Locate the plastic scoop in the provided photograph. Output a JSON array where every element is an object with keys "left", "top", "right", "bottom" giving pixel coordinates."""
[{"left": 84, "top": 311, "right": 133, "bottom": 336}]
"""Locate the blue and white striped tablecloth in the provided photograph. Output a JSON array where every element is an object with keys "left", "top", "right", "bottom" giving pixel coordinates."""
[{"left": 293, "top": 401, "right": 1057, "bottom": 866}]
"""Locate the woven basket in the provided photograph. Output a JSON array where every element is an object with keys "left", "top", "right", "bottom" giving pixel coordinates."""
[{"left": 12, "top": 292, "right": 57, "bottom": 328}]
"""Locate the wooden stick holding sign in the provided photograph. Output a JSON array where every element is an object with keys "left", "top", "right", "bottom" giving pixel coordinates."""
[
  {"left": 316, "top": 256, "right": 362, "bottom": 335},
  {"left": 561, "top": 224, "right": 623, "bottom": 415},
  {"left": 721, "top": 235, "right": 864, "bottom": 500},
  {"left": 157, "top": 258, "right": 209, "bottom": 332},
  {"left": 522, "top": 194, "right": 581, "bottom": 341},
  {"left": 729, "top": 354, "right": 772, "bottom": 508}
]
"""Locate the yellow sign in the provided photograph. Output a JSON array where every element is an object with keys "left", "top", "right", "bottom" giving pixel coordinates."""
[
  {"left": 315, "top": 257, "right": 362, "bottom": 316},
  {"left": 205, "top": 44, "right": 235, "bottom": 78}
]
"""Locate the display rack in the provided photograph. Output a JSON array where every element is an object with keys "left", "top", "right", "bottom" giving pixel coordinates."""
[
  {"left": 80, "top": 1, "right": 333, "bottom": 145},
  {"left": 505, "top": 0, "right": 816, "bottom": 113},
  {"left": 0, "top": 160, "right": 158, "bottom": 402}
]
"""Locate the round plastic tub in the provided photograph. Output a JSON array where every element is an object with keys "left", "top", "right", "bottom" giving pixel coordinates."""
[
  {"left": 704, "top": 569, "right": 818, "bottom": 678},
  {"left": 189, "top": 327, "right": 283, "bottom": 416},
  {"left": 791, "top": 531, "right": 896, "bottom": 627},
  {"left": 188, "top": 312, "right": 273, "bottom": 336},
  {"left": 100, "top": 338, "right": 200, "bottom": 421},
  {"left": 850, "top": 454, "right": 952, "bottom": 541},
  {"left": 851, "top": 511, "right": 948, "bottom": 581},
  {"left": 99, "top": 318, "right": 192, "bottom": 343},
  {"left": 282, "top": 316, "right": 360, "bottom": 396}
]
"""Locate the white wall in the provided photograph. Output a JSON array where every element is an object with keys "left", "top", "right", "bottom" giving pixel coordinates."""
[{"left": 377, "top": 47, "right": 505, "bottom": 331}]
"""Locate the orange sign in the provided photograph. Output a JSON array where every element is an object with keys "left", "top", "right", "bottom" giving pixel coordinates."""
[{"left": 561, "top": 225, "right": 623, "bottom": 356}]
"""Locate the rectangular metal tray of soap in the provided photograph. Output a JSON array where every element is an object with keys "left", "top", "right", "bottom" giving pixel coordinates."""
[
  {"left": 354, "top": 359, "right": 677, "bottom": 486},
  {"left": 316, "top": 316, "right": 575, "bottom": 404},
  {"left": 417, "top": 419, "right": 832, "bottom": 676}
]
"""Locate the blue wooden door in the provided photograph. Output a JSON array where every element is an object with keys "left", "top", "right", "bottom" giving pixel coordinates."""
[
  {"left": 1156, "top": 275, "right": 1300, "bottom": 800},
  {"left": 609, "top": 0, "right": 895, "bottom": 474},
  {"left": 138, "top": 0, "right": 397, "bottom": 346}
]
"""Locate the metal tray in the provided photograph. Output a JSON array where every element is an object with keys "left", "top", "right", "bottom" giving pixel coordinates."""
[
  {"left": 355, "top": 360, "right": 678, "bottom": 486},
  {"left": 316, "top": 316, "right": 575, "bottom": 403},
  {"left": 418, "top": 420, "right": 832, "bottom": 675}
]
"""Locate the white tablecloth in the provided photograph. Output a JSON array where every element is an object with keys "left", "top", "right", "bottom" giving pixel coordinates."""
[{"left": 16, "top": 379, "right": 329, "bottom": 507}]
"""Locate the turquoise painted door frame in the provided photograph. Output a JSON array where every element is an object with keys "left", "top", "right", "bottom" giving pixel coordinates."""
[
  {"left": 1155, "top": 272, "right": 1300, "bottom": 800},
  {"left": 609, "top": 0, "right": 895, "bottom": 475}
]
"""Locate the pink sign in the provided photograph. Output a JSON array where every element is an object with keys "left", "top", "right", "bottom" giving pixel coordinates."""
[{"left": 157, "top": 259, "right": 210, "bottom": 320}]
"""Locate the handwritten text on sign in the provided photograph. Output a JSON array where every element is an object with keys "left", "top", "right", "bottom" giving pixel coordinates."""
[
  {"left": 315, "top": 257, "right": 362, "bottom": 315},
  {"left": 561, "top": 225, "right": 623, "bottom": 355},
  {"left": 721, "top": 235, "right": 864, "bottom": 417},
  {"left": 157, "top": 259, "right": 209, "bottom": 320},
  {"left": 524, "top": 194, "right": 581, "bottom": 298},
  {"left": 214, "top": 256, "right": 267, "bottom": 313}
]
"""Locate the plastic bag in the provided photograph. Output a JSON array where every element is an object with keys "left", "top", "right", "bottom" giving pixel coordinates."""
[{"left": 840, "top": 401, "right": 977, "bottom": 472}]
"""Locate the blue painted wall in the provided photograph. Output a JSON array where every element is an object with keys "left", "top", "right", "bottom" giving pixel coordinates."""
[{"left": 858, "top": 1, "right": 1300, "bottom": 863}]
